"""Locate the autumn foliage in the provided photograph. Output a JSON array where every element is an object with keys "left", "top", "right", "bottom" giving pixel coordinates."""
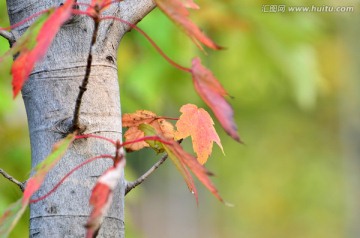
[
  {"left": 0, "top": 0, "right": 240, "bottom": 237},
  {"left": 175, "top": 104, "right": 224, "bottom": 164},
  {"left": 155, "top": 0, "right": 223, "bottom": 51}
]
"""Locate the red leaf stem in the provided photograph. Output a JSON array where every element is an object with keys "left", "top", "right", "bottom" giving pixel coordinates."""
[
  {"left": 30, "top": 155, "right": 114, "bottom": 203},
  {"left": 0, "top": 9, "right": 50, "bottom": 31},
  {"left": 75, "top": 134, "right": 117, "bottom": 145},
  {"left": 120, "top": 136, "right": 173, "bottom": 147},
  {"left": 95, "top": 0, "right": 124, "bottom": 10},
  {"left": 100, "top": 16, "right": 192, "bottom": 73}
]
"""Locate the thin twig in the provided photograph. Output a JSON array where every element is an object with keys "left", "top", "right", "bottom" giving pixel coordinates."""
[
  {"left": 0, "top": 168, "right": 24, "bottom": 192},
  {"left": 125, "top": 154, "right": 168, "bottom": 195},
  {"left": 71, "top": 11, "right": 100, "bottom": 132},
  {"left": 0, "top": 29, "right": 15, "bottom": 44}
]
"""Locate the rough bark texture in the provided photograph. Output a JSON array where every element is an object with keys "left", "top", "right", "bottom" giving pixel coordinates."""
[{"left": 6, "top": 0, "right": 155, "bottom": 237}]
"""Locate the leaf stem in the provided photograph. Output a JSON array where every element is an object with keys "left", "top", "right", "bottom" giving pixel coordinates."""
[
  {"left": 30, "top": 155, "right": 113, "bottom": 203},
  {"left": 97, "top": 0, "right": 124, "bottom": 10},
  {"left": 75, "top": 134, "right": 117, "bottom": 145},
  {"left": 0, "top": 168, "right": 24, "bottom": 192},
  {"left": 120, "top": 136, "right": 172, "bottom": 147},
  {"left": 125, "top": 153, "right": 168, "bottom": 195},
  {"left": 157, "top": 116, "right": 178, "bottom": 121},
  {"left": 68, "top": 14, "right": 189, "bottom": 74},
  {"left": 0, "top": 9, "right": 49, "bottom": 32},
  {"left": 100, "top": 16, "right": 192, "bottom": 73},
  {"left": 72, "top": 11, "right": 100, "bottom": 132}
]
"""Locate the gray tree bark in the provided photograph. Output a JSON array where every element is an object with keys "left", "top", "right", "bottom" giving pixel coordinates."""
[
  {"left": 340, "top": 15, "right": 360, "bottom": 238},
  {"left": 6, "top": 0, "right": 155, "bottom": 237}
]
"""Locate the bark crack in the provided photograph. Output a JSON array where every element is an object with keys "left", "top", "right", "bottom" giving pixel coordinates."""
[{"left": 72, "top": 8, "right": 101, "bottom": 133}]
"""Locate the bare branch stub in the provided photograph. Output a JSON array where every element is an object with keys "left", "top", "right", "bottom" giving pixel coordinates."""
[
  {"left": 0, "top": 168, "right": 25, "bottom": 192},
  {"left": 0, "top": 29, "right": 15, "bottom": 44},
  {"left": 125, "top": 154, "right": 168, "bottom": 195}
]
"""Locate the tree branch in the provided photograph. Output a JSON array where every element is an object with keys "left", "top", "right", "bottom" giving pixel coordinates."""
[
  {"left": 125, "top": 153, "right": 168, "bottom": 195},
  {"left": 0, "top": 29, "right": 15, "bottom": 44},
  {"left": 0, "top": 168, "right": 24, "bottom": 192},
  {"left": 118, "top": 0, "right": 156, "bottom": 29}
]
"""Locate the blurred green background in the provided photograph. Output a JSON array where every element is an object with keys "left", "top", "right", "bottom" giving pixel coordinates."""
[{"left": 1, "top": 0, "right": 359, "bottom": 237}]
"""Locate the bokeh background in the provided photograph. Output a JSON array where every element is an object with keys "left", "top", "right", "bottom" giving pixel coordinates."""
[{"left": 1, "top": 0, "right": 360, "bottom": 237}]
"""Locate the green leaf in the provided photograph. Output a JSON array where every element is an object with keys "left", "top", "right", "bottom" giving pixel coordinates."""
[
  {"left": 139, "top": 124, "right": 165, "bottom": 153},
  {"left": 0, "top": 199, "right": 26, "bottom": 238}
]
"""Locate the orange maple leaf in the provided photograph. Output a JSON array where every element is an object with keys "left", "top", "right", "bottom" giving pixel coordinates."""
[
  {"left": 122, "top": 110, "right": 175, "bottom": 152},
  {"left": 123, "top": 110, "right": 159, "bottom": 127},
  {"left": 123, "top": 127, "right": 150, "bottom": 151},
  {"left": 175, "top": 104, "right": 223, "bottom": 164}
]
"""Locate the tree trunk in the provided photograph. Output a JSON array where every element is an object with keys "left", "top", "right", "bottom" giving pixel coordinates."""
[
  {"left": 6, "top": 0, "right": 155, "bottom": 236},
  {"left": 340, "top": 15, "right": 360, "bottom": 238}
]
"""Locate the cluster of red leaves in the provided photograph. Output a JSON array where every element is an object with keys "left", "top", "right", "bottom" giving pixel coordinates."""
[
  {"left": 1, "top": 0, "right": 240, "bottom": 141},
  {"left": 123, "top": 104, "right": 224, "bottom": 202},
  {"left": 0, "top": 0, "right": 241, "bottom": 236},
  {"left": 123, "top": 104, "right": 223, "bottom": 164}
]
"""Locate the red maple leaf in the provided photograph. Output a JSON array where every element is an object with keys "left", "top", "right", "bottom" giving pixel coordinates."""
[
  {"left": 191, "top": 57, "right": 240, "bottom": 142},
  {"left": 181, "top": 0, "right": 200, "bottom": 9},
  {"left": 155, "top": 0, "right": 222, "bottom": 51},
  {"left": 86, "top": 153, "right": 126, "bottom": 238},
  {"left": 11, "top": 0, "right": 74, "bottom": 97}
]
